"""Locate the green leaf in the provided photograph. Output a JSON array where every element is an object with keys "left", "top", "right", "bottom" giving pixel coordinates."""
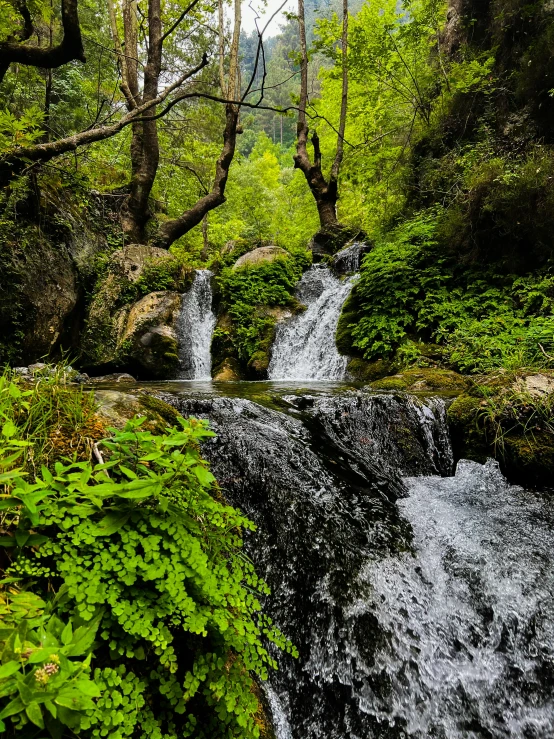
[
  {"left": 193, "top": 465, "right": 216, "bottom": 486},
  {"left": 61, "top": 622, "right": 73, "bottom": 646},
  {"left": 2, "top": 420, "right": 17, "bottom": 438},
  {"left": 0, "top": 695, "right": 24, "bottom": 719},
  {"left": 89, "top": 512, "right": 130, "bottom": 537},
  {"left": 26, "top": 701, "right": 45, "bottom": 729},
  {"left": 0, "top": 661, "right": 20, "bottom": 679},
  {"left": 14, "top": 529, "right": 29, "bottom": 547}
]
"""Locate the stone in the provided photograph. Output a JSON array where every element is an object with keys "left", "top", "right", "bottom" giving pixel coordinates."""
[
  {"left": 515, "top": 373, "right": 554, "bottom": 399},
  {"left": 81, "top": 245, "right": 182, "bottom": 369},
  {"left": 120, "top": 291, "right": 182, "bottom": 378},
  {"left": 332, "top": 242, "right": 372, "bottom": 274},
  {"left": 369, "top": 368, "right": 470, "bottom": 394},
  {"left": 94, "top": 389, "right": 178, "bottom": 431},
  {"left": 232, "top": 246, "right": 289, "bottom": 270},
  {"left": 89, "top": 373, "right": 136, "bottom": 384},
  {"left": 213, "top": 357, "right": 241, "bottom": 382},
  {"left": 110, "top": 244, "right": 175, "bottom": 283}
]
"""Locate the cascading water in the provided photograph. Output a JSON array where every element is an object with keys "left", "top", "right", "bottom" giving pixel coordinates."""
[
  {"left": 157, "top": 385, "right": 554, "bottom": 739},
  {"left": 175, "top": 269, "right": 216, "bottom": 380},
  {"left": 268, "top": 265, "right": 356, "bottom": 381}
]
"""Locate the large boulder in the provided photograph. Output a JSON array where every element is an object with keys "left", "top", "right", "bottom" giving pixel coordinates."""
[
  {"left": 0, "top": 233, "right": 79, "bottom": 363},
  {"left": 81, "top": 245, "right": 187, "bottom": 375},
  {"left": 232, "top": 246, "right": 289, "bottom": 270},
  {"left": 120, "top": 291, "right": 182, "bottom": 378},
  {"left": 447, "top": 370, "right": 554, "bottom": 486}
]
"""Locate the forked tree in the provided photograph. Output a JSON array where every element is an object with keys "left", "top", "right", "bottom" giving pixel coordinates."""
[
  {"left": 0, "top": 0, "right": 263, "bottom": 250},
  {"left": 294, "top": 0, "right": 349, "bottom": 237}
]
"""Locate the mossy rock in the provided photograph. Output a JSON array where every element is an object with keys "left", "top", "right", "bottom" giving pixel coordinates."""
[
  {"left": 95, "top": 390, "right": 181, "bottom": 433},
  {"left": 370, "top": 368, "right": 470, "bottom": 394},
  {"left": 502, "top": 431, "right": 554, "bottom": 487},
  {"left": 213, "top": 356, "right": 242, "bottom": 381},
  {"left": 346, "top": 358, "right": 395, "bottom": 382},
  {"left": 248, "top": 350, "right": 271, "bottom": 379},
  {"left": 335, "top": 291, "right": 359, "bottom": 356},
  {"left": 447, "top": 394, "right": 489, "bottom": 463}
]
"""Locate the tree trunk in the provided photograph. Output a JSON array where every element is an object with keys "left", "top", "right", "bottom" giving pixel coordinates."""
[
  {"left": 151, "top": 0, "right": 242, "bottom": 250},
  {"left": 153, "top": 104, "right": 239, "bottom": 249},
  {"left": 294, "top": 0, "right": 348, "bottom": 234},
  {"left": 119, "top": 0, "right": 162, "bottom": 243},
  {"left": 0, "top": 0, "right": 85, "bottom": 85}
]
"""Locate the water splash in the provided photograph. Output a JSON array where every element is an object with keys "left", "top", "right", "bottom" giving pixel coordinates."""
[
  {"left": 268, "top": 265, "right": 356, "bottom": 381},
  {"left": 175, "top": 270, "right": 216, "bottom": 380}
]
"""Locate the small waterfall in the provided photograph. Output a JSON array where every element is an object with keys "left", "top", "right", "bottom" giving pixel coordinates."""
[
  {"left": 175, "top": 270, "right": 216, "bottom": 380},
  {"left": 268, "top": 265, "right": 356, "bottom": 381}
]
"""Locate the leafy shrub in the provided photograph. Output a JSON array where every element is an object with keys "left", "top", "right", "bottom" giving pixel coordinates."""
[
  {"left": 216, "top": 253, "right": 310, "bottom": 365},
  {"left": 0, "top": 372, "right": 294, "bottom": 738},
  {"left": 343, "top": 210, "right": 554, "bottom": 373}
]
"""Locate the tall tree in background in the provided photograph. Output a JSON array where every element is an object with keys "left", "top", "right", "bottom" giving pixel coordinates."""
[
  {"left": 294, "top": 0, "right": 348, "bottom": 233},
  {"left": 0, "top": 0, "right": 247, "bottom": 250}
]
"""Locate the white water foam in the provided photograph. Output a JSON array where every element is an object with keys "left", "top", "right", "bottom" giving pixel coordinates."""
[
  {"left": 268, "top": 265, "right": 356, "bottom": 381},
  {"left": 175, "top": 269, "right": 216, "bottom": 379}
]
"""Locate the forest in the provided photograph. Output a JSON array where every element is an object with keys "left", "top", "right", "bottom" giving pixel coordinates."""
[{"left": 1, "top": 0, "right": 554, "bottom": 735}]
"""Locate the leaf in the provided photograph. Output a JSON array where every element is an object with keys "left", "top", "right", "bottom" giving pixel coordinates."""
[
  {"left": 61, "top": 622, "right": 73, "bottom": 646},
  {"left": 26, "top": 701, "right": 45, "bottom": 729},
  {"left": 0, "top": 536, "right": 15, "bottom": 547},
  {"left": 2, "top": 420, "right": 17, "bottom": 438},
  {"left": 65, "top": 614, "right": 102, "bottom": 657},
  {"left": 193, "top": 465, "right": 216, "bottom": 487},
  {"left": 0, "top": 661, "right": 20, "bottom": 679},
  {"left": 89, "top": 512, "right": 130, "bottom": 537},
  {"left": 14, "top": 529, "right": 29, "bottom": 547},
  {"left": 0, "top": 695, "right": 24, "bottom": 719},
  {"left": 73, "top": 679, "right": 101, "bottom": 697}
]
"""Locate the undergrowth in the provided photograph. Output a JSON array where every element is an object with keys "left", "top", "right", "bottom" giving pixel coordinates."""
[
  {"left": 0, "top": 368, "right": 294, "bottom": 738},
  {"left": 340, "top": 210, "right": 554, "bottom": 373},
  {"left": 214, "top": 252, "right": 310, "bottom": 370}
]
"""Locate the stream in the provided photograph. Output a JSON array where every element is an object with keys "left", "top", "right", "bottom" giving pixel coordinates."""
[{"left": 141, "top": 263, "right": 554, "bottom": 738}]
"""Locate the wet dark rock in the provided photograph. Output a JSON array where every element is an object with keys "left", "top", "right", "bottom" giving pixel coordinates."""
[
  {"left": 157, "top": 388, "right": 453, "bottom": 737},
  {"left": 88, "top": 372, "right": 136, "bottom": 384}
]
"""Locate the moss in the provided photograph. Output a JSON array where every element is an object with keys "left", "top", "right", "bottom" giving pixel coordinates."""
[
  {"left": 335, "top": 291, "right": 359, "bottom": 356},
  {"left": 139, "top": 393, "right": 180, "bottom": 424},
  {"left": 370, "top": 376, "right": 410, "bottom": 391},
  {"left": 213, "top": 356, "right": 242, "bottom": 381},
  {"left": 346, "top": 357, "right": 395, "bottom": 382},
  {"left": 447, "top": 394, "right": 489, "bottom": 463},
  {"left": 502, "top": 431, "right": 554, "bottom": 487},
  {"left": 371, "top": 368, "right": 470, "bottom": 394}
]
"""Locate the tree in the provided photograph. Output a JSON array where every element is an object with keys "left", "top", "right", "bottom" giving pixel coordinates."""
[
  {"left": 294, "top": 0, "right": 348, "bottom": 235},
  {"left": 0, "top": 0, "right": 85, "bottom": 85},
  {"left": 0, "top": 0, "right": 273, "bottom": 250}
]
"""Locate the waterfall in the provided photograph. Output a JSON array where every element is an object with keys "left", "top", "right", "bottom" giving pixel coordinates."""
[
  {"left": 175, "top": 270, "right": 216, "bottom": 380},
  {"left": 268, "top": 265, "right": 356, "bottom": 381},
  {"left": 157, "top": 385, "right": 554, "bottom": 739}
]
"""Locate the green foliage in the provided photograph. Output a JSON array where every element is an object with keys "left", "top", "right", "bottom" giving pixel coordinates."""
[
  {"left": 0, "top": 108, "right": 44, "bottom": 152},
  {"left": 216, "top": 254, "right": 310, "bottom": 366},
  {"left": 0, "top": 373, "right": 294, "bottom": 738},
  {"left": 345, "top": 211, "right": 554, "bottom": 373},
  {"left": 0, "top": 366, "right": 103, "bottom": 472}
]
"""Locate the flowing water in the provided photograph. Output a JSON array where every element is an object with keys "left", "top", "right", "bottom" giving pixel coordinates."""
[
  {"left": 175, "top": 270, "right": 216, "bottom": 379},
  {"left": 268, "top": 265, "right": 357, "bottom": 381},
  {"left": 151, "top": 382, "right": 554, "bottom": 739}
]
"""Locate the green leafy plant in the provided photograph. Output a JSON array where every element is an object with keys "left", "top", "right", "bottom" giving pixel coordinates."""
[{"left": 0, "top": 375, "right": 295, "bottom": 738}]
